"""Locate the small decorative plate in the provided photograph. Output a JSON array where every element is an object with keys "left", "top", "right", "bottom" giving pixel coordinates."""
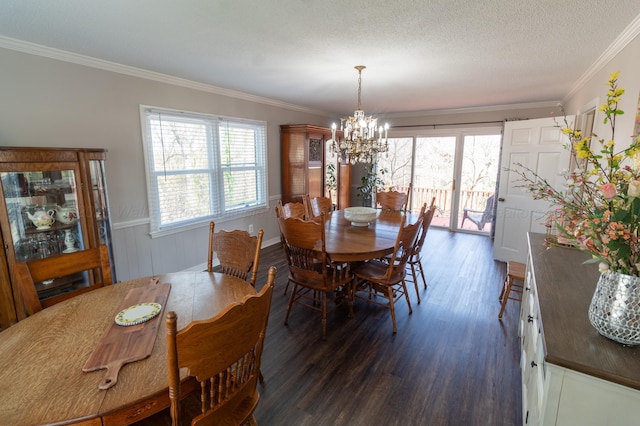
[{"left": 115, "top": 302, "right": 162, "bottom": 326}]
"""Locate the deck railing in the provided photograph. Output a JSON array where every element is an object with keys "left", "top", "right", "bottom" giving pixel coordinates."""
[{"left": 396, "top": 185, "right": 493, "bottom": 216}]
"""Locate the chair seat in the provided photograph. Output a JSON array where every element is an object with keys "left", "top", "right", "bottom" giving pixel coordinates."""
[
  {"left": 289, "top": 267, "right": 353, "bottom": 291},
  {"left": 199, "top": 390, "right": 259, "bottom": 426},
  {"left": 354, "top": 260, "right": 405, "bottom": 286}
]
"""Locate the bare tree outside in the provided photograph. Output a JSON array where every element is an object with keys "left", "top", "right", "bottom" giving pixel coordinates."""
[
  {"left": 461, "top": 135, "right": 500, "bottom": 193},
  {"left": 372, "top": 132, "right": 501, "bottom": 232},
  {"left": 377, "top": 138, "right": 412, "bottom": 188}
]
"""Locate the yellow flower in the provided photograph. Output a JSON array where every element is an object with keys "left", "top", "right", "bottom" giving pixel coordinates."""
[
  {"left": 576, "top": 149, "right": 589, "bottom": 159},
  {"left": 517, "top": 72, "right": 639, "bottom": 276}
]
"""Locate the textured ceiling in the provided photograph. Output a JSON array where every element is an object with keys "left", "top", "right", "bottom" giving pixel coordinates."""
[{"left": 1, "top": 0, "right": 640, "bottom": 116}]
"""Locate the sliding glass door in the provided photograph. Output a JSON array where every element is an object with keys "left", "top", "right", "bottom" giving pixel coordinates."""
[
  {"left": 412, "top": 136, "right": 456, "bottom": 226},
  {"left": 457, "top": 134, "right": 501, "bottom": 232},
  {"left": 377, "top": 128, "right": 502, "bottom": 234}
]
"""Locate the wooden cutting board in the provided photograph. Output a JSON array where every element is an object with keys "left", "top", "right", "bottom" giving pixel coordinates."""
[{"left": 83, "top": 280, "right": 171, "bottom": 390}]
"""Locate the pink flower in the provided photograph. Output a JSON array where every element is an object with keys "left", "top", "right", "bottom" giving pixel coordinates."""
[{"left": 600, "top": 183, "right": 617, "bottom": 199}]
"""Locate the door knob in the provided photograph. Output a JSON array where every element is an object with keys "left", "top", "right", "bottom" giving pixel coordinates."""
[{"left": 498, "top": 197, "right": 505, "bottom": 202}]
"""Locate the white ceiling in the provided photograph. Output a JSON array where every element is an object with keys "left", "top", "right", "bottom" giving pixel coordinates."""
[{"left": 2, "top": 1, "right": 640, "bottom": 116}]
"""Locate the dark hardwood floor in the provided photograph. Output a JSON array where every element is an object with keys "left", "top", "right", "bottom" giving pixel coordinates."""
[
  {"left": 255, "top": 228, "right": 521, "bottom": 425},
  {"left": 139, "top": 229, "right": 522, "bottom": 425}
]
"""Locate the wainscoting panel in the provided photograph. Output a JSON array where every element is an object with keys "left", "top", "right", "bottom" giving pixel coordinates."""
[{"left": 110, "top": 205, "right": 280, "bottom": 282}]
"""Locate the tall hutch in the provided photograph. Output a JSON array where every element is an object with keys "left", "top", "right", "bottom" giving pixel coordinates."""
[
  {"left": 280, "top": 124, "right": 351, "bottom": 209},
  {"left": 0, "top": 147, "right": 115, "bottom": 329}
]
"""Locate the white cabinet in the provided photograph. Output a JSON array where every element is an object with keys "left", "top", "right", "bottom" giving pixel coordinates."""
[
  {"left": 520, "top": 233, "right": 640, "bottom": 426},
  {"left": 519, "top": 259, "right": 545, "bottom": 425}
]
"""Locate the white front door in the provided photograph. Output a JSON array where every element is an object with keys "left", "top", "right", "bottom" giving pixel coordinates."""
[{"left": 493, "top": 116, "right": 574, "bottom": 263}]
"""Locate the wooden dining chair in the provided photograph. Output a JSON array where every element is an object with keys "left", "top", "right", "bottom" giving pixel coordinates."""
[
  {"left": 166, "top": 266, "right": 275, "bottom": 426},
  {"left": 275, "top": 201, "right": 294, "bottom": 296},
  {"left": 375, "top": 183, "right": 412, "bottom": 211},
  {"left": 352, "top": 212, "right": 423, "bottom": 333},
  {"left": 406, "top": 198, "right": 437, "bottom": 304},
  {"left": 14, "top": 245, "right": 112, "bottom": 316},
  {"left": 278, "top": 215, "right": 353, "bottom": 340},
  {"left": 304, "top": 194, "right": 334, "bottom": 220},
  {"left": 208, "top": 221, "right": 264, "bottom": 287},
  {"left": 281, "top": 200, "right": 307, "bottom": 220}
]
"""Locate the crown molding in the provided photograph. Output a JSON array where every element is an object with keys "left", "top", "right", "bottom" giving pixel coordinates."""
[
  {"left": 383, "top": 100, "right": 561, "bottom": 119},
  {"left": 0, "top": 36, "right": 328, "bottom": 116},
  {"left": 564, "top": 14, "right": 640, "bottom": 102}
]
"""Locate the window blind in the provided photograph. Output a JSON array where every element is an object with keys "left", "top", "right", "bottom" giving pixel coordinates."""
[{"left": 141, "top": 107, "right": 267, "bottom": 236}]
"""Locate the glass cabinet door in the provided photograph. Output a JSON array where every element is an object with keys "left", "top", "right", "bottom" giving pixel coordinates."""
[
  {"left": 88, "top": 158, "right": 116, "bottom": 278},
  {"left": 88, "top": 159, "right": 111, "bottom": 246},
  {"left": 1, "top": 168, "right": 87, "bottom": 300}
]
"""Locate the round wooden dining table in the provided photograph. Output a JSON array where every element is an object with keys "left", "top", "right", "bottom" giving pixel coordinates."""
[
  {"left": 0, "top": 271, "right": 256, "bottom": 426},
  {"left": 324, "top": 209, "right": 419, "bottom": 262}
]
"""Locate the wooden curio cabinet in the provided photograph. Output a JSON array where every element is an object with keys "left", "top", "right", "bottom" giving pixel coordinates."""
[
  {"left": 0, "top": 147, "right": 115, "bottom": 328},
  {"left": 280, "top": 124, "right": 351, "bottom": 209}
]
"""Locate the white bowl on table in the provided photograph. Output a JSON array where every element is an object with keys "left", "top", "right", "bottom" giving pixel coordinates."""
[{"left": 343, "top": 207, "right": 377, "bottom": 227}]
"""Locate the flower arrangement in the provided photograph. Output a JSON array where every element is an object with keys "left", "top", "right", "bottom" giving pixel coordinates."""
[{"left": 515, "top": 72, "right": 640, "bottom": 276}]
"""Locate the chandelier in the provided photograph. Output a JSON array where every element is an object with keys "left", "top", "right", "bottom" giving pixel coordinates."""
[{"left": 331, "top": 65, "right": 389, "bottom": 164}]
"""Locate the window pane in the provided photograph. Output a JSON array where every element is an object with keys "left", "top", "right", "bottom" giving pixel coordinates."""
[
  {"left": 415, "top": 136, "right": 456, "bottom": 223},
  {"left": 224, "top": 170, "right": 258, "bottom": 210},
  {"left": 220, "top": 125, "right": 257, "bottom": 166},
  {"left": 156, "top": 173, "right": 211, "bottom": 225},
  {"left": 149, "top": 117, "right": 210, "bottom": 171},
  {"left": 378, "top": 138, "right": 413, "bottom": 188}
]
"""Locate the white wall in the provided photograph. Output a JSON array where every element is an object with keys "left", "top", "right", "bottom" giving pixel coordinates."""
[{"left": 563, "top": 35, "right": 640, "bottom": 151}]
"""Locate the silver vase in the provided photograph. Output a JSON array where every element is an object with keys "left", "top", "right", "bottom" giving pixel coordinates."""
[{"left": 588, "top": 271, "right": 640, "bottom": 346}]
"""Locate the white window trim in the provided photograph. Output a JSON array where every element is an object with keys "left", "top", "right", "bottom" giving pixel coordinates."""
[{"left": 140, "top": 105, "right": 269, "bottom": 238}]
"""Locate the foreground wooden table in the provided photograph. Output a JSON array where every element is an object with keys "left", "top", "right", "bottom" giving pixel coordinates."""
[
  {"left": 0, "top": 271, "right": 256, "bottom": 426},
  {"left": 324, "top": 209, "right": 418, "bottom": 262}
]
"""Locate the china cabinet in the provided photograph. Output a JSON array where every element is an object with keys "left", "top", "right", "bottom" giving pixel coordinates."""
[
  {"left": 280, "top": 124, "right": 351, "bottom": 210},
  {"left": 0, "top": 147, "right": 115, "bottom": 328},
  {"left": 520, "top": 233, "right": 640, "bottom": 425}
]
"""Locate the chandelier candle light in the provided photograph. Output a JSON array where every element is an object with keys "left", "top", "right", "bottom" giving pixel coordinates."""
[{"left": 331, "top": 65, "right": 389, "bottom": 164}]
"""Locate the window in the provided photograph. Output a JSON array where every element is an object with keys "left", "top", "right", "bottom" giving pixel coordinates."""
[{"left": 141, "top": 106, "right": 267, "bottom": 236}]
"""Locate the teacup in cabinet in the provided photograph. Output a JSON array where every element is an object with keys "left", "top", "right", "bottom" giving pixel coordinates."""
[{"left": 55, "top": 206, "right": 79, "bottom": 225}]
